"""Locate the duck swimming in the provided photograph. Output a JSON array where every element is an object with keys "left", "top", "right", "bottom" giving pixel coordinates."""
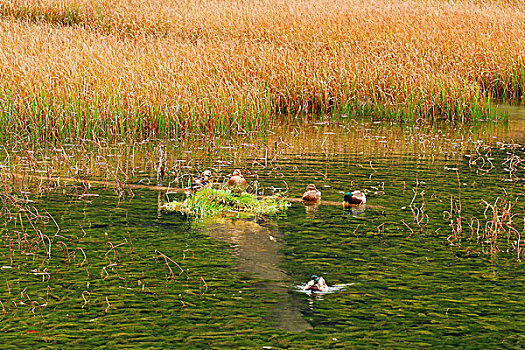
[
  {"left": 344, "top": 190, "right": 366, "bottom": 205},
  {"left": 304, "top": 275, "right": 328, "bottom": 292},
  {"left": 226, "top": 169, "right": 247, "bottom": 191},
  {"left": 302, "top": 184, "right": 321, "bottom": 202},
  {"left": 192, "top": 170, "right": 212, "bottom": 190}
]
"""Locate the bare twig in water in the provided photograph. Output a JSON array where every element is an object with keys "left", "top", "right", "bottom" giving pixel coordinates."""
[
  {"left": 105, "top": 297, "right": 111, "bottom": 313},
  {"left": 155, "top": 250, "right": 184, "bottom": 280},
  {"left": 31, "top": 301, "right": 45, "bottom": 322},
  {"left": 73, "top": 247, "right": 88, "bottom": 267},
  {"left": 200, "top": 277, "right": 208, "bottom": 295},
  {"left": 182, "top": 249, "right": 194, "bottom": 260},
  {"left": 56, "top": 241, "right": 70, "bottom": 265},
  {"left": 82, "top": 291, "right": 91, "bottom": 310},
  {"left": 401, "top": 219, "right": 414, "bottom": 237},
  {"left": 128, "top": 232, "right": 133, "bottom": 254},
  {"left": 352, "top": 224, "right": 361, "bottom": 238}
]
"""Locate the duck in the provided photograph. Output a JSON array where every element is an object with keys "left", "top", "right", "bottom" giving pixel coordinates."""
[
  {"left": 302, "top": 184, "right": 321, "bottom": 202},
  {"left": 344, "top": 190, "right": 366, "bottom": 205},
  {"left": 192, "top": 170, "right": 212, "bottom": 190},
  {"left": 304, "top": 275, "right": 328, "bottom": 292},
  {"left": 225, "top": 169, "right": 247, "bottom": 191}
]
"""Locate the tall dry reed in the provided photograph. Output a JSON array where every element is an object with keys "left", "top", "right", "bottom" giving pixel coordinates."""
[{"left": 0, "top": 0, "right": 523, "bottom": 139}]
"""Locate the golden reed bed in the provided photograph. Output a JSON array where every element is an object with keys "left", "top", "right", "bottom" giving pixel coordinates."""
[{"left": 0, "top": 0, "right": 523, "bottom": 139}]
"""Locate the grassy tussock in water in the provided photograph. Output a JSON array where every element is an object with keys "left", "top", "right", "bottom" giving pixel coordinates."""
[
  {"left": 163, "top": 188, "right": 291, "bottom": 218},
  {"left": 0, "top": 0, "right": 524, "bottom": 139}
]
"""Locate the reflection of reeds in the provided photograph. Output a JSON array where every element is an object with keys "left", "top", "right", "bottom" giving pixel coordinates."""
[
  {"left": 0, "top": 1, "right": 523, "bottom": 138},
  {"left": 0, "top": 119, "right": 510, "bottom": 192}
]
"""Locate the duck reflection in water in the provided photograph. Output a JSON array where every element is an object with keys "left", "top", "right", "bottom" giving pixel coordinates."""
[
  {"left": 344, "top": 205, "right": 366, "bottom": 216},
  {"left": 304, "top": 203, "right": 320, "bottom": 218}
]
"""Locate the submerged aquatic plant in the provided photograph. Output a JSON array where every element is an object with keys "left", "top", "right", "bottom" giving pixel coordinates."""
[{"left": 163, "top": 188, "right": 291, "bottom": 218}]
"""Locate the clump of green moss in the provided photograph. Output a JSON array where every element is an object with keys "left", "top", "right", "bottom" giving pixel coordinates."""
[{"left": 163, "top": 188, "right": 290, "bottom": 218}]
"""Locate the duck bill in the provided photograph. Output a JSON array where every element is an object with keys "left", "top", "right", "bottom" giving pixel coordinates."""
[{"left": 304, "top": 280, "right": 315, "bottom": 290}]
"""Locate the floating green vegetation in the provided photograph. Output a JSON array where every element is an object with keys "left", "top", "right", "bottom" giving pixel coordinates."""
[{"left": 163, "top": 188, "right": 291, "bottom": 218}]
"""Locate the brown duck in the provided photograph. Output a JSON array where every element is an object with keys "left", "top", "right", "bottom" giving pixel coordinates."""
[
  {"left": 226, "top": 169, "right": 247, "bottom": 191},
  {"left": 302, "top": 184, "right": 321, "bottom": 202}
]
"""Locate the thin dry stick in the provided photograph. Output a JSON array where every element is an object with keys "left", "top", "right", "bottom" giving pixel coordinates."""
[
  {"left": 105, "top": 297, "right": 111, "bottom": 313},
  {"left": 31, "top": 301, "right": 44, "bottom": 322},
  {"left": 128, "top": 232, "right": 133, "bottom": 254},
  {"left": 105, "top": 241, "right": 122, "bottom": 263},
  {"left": 73, "top": 247, "right": 88, "bottom": 267},
  {"left": 5, "top": 280, "right": 10, "bottom": 301},
  {"left": 401, "top": 219, "right": 414, "bottom": 237},
  {"left": 182, "top": 249, "right": 194, "bottom": 260},
  {"left": 82, "top": 291, "right": 91, "bottom": 310},
  {"left": 456, "top": 170, "right": 462, "bottom": 215},
  {"left": 352, "top": 224, "right": 361, "bottom": 238},
  {"left": 377, "top": 223, "right": 385, "bottom": 235},
  {"left": 369, "top": 160, "right": 376, "bottom": 180},
  {"left": 21, "top": 288, "right": 31, "bottom": 302},
  {"left": 56, "top": 241, "right": 70, "bottom": 265},
  {"left": 200, "top": 277, "right": 208, "bottom": 295},
  {"left": 155, "top": 250, "right": 184, "bottom": 280},
  {"left": 100, "top": 266, "right": 109, "bottom": 280}
]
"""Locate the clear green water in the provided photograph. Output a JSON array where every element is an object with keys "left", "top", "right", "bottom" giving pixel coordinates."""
[{"left": 0, "top": 109, "right": 524, "bottom": 348}]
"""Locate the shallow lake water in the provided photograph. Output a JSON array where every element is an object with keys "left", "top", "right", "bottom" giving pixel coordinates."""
[{"left": 0, "top": 107, "right": 524, "bottom": 348}]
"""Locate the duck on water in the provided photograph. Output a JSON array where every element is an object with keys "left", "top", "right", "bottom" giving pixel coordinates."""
[
  {"left": 343, "top": 190, "right": 366, "bottom": 205},
  {"left": 302, "top": 184, "right": 321, "bottom": 202},
  {"left": 304, "top": 275, "right": 329, "bottom": 292}
]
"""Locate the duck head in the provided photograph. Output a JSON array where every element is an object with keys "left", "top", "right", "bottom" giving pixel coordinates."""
[
  {"left": 305, "top": 184, "right": 317, "bottom": 191},
  {"left": 202, "top": 170, "right": 212, "bottom": 180},
  {"left": 308, "top": 274, "right": 320, "bottom": 285}
]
